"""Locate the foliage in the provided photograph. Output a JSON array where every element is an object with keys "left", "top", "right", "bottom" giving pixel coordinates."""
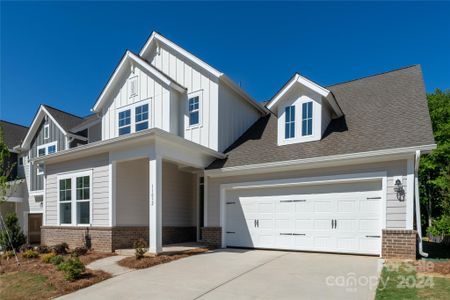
[
  {"left": 51, "top": 242, "right": 69, "bottom": 255},
  {"left": 2, "top": 250, "right": 15, "bottom": 259},
  {"left": 50, "top": 255, "right": 65, "bottom": 266},
  {"left": 57, "top": 257, "right": 85, "bottom": 281},
  {"left": 133, "top": 238, "right": 147, "bottom": 259},
  {"left": 0, "top": 125, "right": 15, "bottom": 203},
  {"left": 36, "top": 245, "right": 51, "bottom": 254},
  {"left": 22, "top": 249, "right": 39, "bottom": 259},
  {"left": 420, "top": 89, "right": 450, "bottom": 232},
  {"left": 0, "top": 212, "right": 26, "bottom": 251},
  {"left": 41, "top": 252, "right": 57, "bottom": 263},
  {"left": 19, "top": 244, "right": 33, "bottom": 252},
  {"left": 71, "top": 246, "right": 88, "bottom": 257},
  {"left": 427, "top": 215, "right": 450, "bottom": 237}
]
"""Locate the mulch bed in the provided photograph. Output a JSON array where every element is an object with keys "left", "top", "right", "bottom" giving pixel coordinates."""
[
  {"left": 414, "top": 260, "right": 450, "bottom": 276},
  {"left": 118, "top": 248, "right": 209, "bottom": 269},
  {"left": 0, "top": 251, "right": 114, "bottom": 298}
]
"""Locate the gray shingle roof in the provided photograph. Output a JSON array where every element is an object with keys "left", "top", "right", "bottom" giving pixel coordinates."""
[
  {"left": 43, "top": 105, "right": 84, "bottom": 134},
  {"left": 70, "top": 113, "right": 100, "bottom": 132},
  {"left": 207, "top": 65, "right": 435, "bottom": 169},
  {"left": 0, "top": 120, "right": 29, "bottom": 149}
]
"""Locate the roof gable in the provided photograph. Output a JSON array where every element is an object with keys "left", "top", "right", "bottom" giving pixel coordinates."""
[
  {"left": 92, "top": 50, "right": 186, "bottom": 113},
  {"left": 0, "top": 120, "right": 29, "bottom": 150}
]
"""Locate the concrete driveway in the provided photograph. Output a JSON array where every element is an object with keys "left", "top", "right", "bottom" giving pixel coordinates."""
[{"left": 59, "top": 249, "right": 381, "bottom": 300}]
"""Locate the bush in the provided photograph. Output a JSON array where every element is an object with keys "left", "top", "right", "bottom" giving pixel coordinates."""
[
  {"left": 58, "top": 257, "right": 85, "bottom": 281},
  {"left": 51, "top": 242, "right": 69, "bottom": 255},
  {"left": 133, "top": 238, "right": 147, "bottom": 259},
  {"left": 71, "top": 246, "right": 88, "bottom": 257},
  {"left": 2, "top": 250, "right": 15, "bottom": 259},
  {"left": 0, "top": 213, "right": 26, "bottom": 251},
  {"left": 41, "top": 252, "right": 56, "bottom": 263},
  {"left": 36, "top": 245, "right": 51, "bottom": 254},
  {"left": 22, "top": 249, "right": 39, "bottom": 259},
  {"left": 19, "top": 244, "right": 32, "bottom": 252},
  {"left": 427, "top": 215, "right": 450, "bottom": 237},
  {"left": 50, "top": 255, "right": 65, "bottom": 266}
]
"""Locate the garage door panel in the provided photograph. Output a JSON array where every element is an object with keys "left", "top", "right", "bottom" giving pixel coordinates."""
[
  {"left": 294, "top": 219, "right": 313, "bottom": 230},
  {"left": 314, "top": 200, "right": 335, "bottom": 213}
]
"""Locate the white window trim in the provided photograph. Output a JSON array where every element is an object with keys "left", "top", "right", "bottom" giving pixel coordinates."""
[
  {"left": 44, "top": 124, "right": 50, "bottom": 139},
  {"left": 301, "top": 101, "right": 313, "bottom": 137},
  {"left": 36, "top": 141, "right": 58, "bottom": 175},
  {"left": 57, "top": 170, "right": 93, "bottom": 226},
  {"left": 118, "top": 107, "right": 132, "bottom": 136},
  {"left": 284, "top": 105, "right": 296, "bottom": 140},
  {"left": 187, "top": 90, "right": 203, "bottom": 129},
  {"left": 117, "top": 99, "right": 151, "bottom": 136}
]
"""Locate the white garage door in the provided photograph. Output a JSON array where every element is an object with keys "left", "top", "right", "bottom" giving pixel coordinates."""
[{"left": 225, "top": 181, "right": 382, "bottom": 255}]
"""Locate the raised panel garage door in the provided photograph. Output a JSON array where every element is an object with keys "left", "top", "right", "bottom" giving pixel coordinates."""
[{"left": 225, "top": 181, "right": 382, "bottom": 255}]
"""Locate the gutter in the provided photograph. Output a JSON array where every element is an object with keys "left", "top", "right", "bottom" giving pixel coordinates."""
[{"left": 414, "top": 150, "right": 428, "bottom": 257}]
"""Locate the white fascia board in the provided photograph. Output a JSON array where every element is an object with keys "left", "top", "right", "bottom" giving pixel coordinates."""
[
  {"left": 21, "top": 105, "right": 69, "bottom": 150},
  {"left": 92, "top": 51, "right": 186, "bottom": 113},
  {"left": 32, "top": 128, "right": 226, "bottom": 165},
  {"left": 205, "top": 144, "right": 437, "bottom": 177},
  {"left": 139, "top": 32, "right": 222, "bottom": 78}
]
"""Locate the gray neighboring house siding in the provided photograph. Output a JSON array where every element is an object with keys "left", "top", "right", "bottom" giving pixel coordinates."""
[{"left": 30, "top": 118, "right": 66, "bottom": 191}]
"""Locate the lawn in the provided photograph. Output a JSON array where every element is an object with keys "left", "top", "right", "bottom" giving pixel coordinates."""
[
  {"left": 0, "top": 251, "right": 113, "bottom": 300},
  {"left": 376, "top": 260, "right": 450, "bottom": 300}
]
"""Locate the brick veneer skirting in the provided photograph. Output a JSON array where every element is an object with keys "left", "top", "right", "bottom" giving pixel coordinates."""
[
  {"left": 41, "top": 226, "right": 197, "bottom": 252},
  {"left": 382, "top": 229, "right": 417, "bottom": 259},
  {"left": 201, "top": 227, "right": 222, "bottom": 248}
]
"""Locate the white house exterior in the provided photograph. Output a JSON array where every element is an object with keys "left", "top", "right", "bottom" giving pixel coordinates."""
[{"left": 3, "top": 32, "right": 435, "bottom": 259}]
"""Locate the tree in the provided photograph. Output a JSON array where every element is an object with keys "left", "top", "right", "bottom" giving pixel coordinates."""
[
  {"left": 419, "top": 89, "right": 450, "bottom": 235},
  {"left": 0, "top": 212, "right": 26, "bottom": 250}
]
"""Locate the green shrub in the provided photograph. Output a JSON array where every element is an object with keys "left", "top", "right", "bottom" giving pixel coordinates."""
[
  {"left": 2, "top": 250, "right": 15, "bottom": 259},
  {"left": 50, "top": 255, "right": 64, "bottom": 266},
  {"left": 51, "top": 242, "right": 69, "bottom": 255},
  {"left": 36, "top": 245, "right": 51, "bottom": 254},
  {"left": 58, "top": 257, "right": 85, "bottom": 281},
  {"left": 0, "top": 213, "right": 26, "bottom": 251},
  {"left": 133, "top": 238, "right": 147, "bottom": 259},
  {"left": 22, "top": 249, "right": 39, "bottom": 259},
  {"left": 427, "top": 215, "right": 450, "bottom": 237},
  {"left": 41, "top": 252, "right": 56, "bottom": 263}
]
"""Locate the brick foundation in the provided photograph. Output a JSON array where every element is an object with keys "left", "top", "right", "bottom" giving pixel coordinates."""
[
  {"left": 201, "top": 227, "right": 222, "bottom": 248},
  {"left": 382, "top": 229, "right": 417, "bottom": 259},
  {"left": 41, "top": 226, "right": 197, "bottom": 252}
]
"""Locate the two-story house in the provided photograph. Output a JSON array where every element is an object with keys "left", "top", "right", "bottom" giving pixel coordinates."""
[{"left": 11, "top": 32, "right": 435, "bottom": 259}]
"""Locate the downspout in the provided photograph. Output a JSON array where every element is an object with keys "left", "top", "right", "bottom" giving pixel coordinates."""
[{"left": 415, "top": 150, "right": 428, "bottom": 257}]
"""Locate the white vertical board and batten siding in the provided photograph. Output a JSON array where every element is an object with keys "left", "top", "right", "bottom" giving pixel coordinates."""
[
  {"left": 45, "top": 153, "right": 109, "bottom": 226},
  {"left": 146, "top": 45, "right": 220, "bottom": 151},
  {"left": 101, "top": 65, "right": 173, "bottom": 140}
]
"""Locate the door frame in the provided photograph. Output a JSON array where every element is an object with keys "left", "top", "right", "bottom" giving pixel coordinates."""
[
  {"left": 27, "top": 212, "right": 43, "bottom": 244},
  {"left": 219, "top": 171, "right": 387, "bottom": 255}
]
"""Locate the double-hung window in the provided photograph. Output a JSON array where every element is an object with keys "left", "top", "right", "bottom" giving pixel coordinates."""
[
  {"left": 135, "top": 104, "right": 149, "bottom": 132},
  {"left": 118, "top": 109, "right": 131, "bottom": 135},
  {"left": 58, "top": 171, "right": 91, "bottom": 225},
  {"left": 285, "top": 106, "right": 295, "bottom": 139},
  {"left": 188, "top": 96, "right": 200, "bottom": 126},
  {"left": 302, "top": 101, "right": 313, "bottom": 136}
]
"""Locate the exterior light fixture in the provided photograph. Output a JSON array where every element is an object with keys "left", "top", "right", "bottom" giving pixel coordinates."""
[{"left": 394, "top": 179, "right": 405, "bottom": 201}]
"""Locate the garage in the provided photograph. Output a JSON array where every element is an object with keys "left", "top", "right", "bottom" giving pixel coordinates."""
[{"left": 224, "top": 180, "right": 383, "bottom": 255}]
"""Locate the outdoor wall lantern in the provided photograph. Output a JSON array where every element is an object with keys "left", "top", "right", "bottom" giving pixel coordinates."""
[{"left": 394, "top": 179, "right": 405, "bottom": 201}]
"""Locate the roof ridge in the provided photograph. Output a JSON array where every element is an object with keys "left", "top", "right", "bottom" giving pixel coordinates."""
[
  {"left": 326, "top": 64, "right": 420, "bottom": 88},
  {"left": 0, "top": 119, "right": 29, "bottom": 129},
  {"left": 43, "top": 104, "right": 84, "bottom": 120}
]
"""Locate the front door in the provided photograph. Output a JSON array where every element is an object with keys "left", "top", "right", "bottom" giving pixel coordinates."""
[{"left": 28, "top": 213, "right": 42, "bottom": 244}]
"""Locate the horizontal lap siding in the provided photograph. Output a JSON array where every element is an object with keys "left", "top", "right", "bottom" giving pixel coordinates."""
[
  {"left": 45, "top": 153, "right": 109, "bottom": 226},
  {"left": 207, "top": 160, "right": 408, "bottom": 230}
]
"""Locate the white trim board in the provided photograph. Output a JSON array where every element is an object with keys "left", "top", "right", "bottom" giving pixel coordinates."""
[{"left": 218, "top": 171, "right": 387, "bottom": 256}]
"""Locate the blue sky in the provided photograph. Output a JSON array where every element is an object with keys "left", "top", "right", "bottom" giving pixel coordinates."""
[{"left": 1, "top": 1, "right": 449, "bottom": 126}]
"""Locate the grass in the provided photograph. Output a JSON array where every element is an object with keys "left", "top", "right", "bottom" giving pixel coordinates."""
[
  {"left": 0, "top": 271, "right": 55, "bottom": 300},
  {"left": 376, "top": 260, "right": 450, "bottom": 300}
]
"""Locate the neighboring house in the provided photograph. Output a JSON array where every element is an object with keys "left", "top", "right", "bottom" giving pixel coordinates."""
[{"left": 6, "top": 32, "right": 435, "bottom": 260}]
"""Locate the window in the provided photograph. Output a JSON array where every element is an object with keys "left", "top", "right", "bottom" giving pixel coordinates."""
[
  {"left": 59, "top": 178, "right": 72, "bottom": 224},
  {"left": 58, "top": 172, "right": 91, "bottom": 225},
  {"left": 129, "top": 76, "right": 138, "bottom": 98},
  {"left": 44, "top": 124, "right": 49, "bottom": 139},
  {"left": 189, "top": 96, "right": 200, "bottom": 126},
  {"left": 302, "top": 101, "right": 313, "bottom": 136},
  {"left": 38, "top": 148, "right": 46, "bottom": 157},
  {"left": 285, "top": 106, "right": 295, "bottom": 139},
  {"left": 118, "top": 109, "right": 131, "bottom": 135},
  {"left": 135, "top": 104, "right": 149, "bottom": 132},
  {"left": 18, "top": 157, "right": 23, "bottom": 166},
  {"left": 48, "top": 145, "right": 56, "bottom": 154}
]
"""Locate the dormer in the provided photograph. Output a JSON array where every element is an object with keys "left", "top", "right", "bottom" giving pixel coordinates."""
[{"left": 266, "top": 73, "right": 343, "bottom": 146}]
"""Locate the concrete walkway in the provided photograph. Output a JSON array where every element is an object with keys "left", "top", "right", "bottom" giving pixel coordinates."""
[
  {"left": 86, "top": 255, "right": 131, "bottom": 276},
  {"left": 59, "top": 249, "right": 381, "bottom": 300}
]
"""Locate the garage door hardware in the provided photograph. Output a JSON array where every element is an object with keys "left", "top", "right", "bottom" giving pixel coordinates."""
[
  {"left": 367, "top": 197, "right": 381, "bottom": 200},
  {"left": 365, "top": 235, "right": 380, "bottom": 238},
  {"left": 292, "top": 233, "right": 306, "bottom": 236},
  {"left": 280, "top": 200, "right": 306, "bottom": 203},
  {"left": 226, "top": 201, "right": 236, "bottom": 205},
  {"left": 331, "top": 219, "right": 338, "bottom": 229},
  {"left": 280, "top": 233, "right": 306, "bottom": 236},
  {"left": 254, "top": 219, "right": 260, "bottom": 227},
  {"left": 226, "top": 231, "right": 236, "bottom": 234},
  {"left": 280, "top": 233, "right": 293, "bottom": 235}
]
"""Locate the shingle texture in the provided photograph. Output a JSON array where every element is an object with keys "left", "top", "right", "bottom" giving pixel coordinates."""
[
  {"left": 0, "top": 120, "right": 29, "bottom": 149},
  {"left": 43, "top": 105, "right": 84, "bottom": 134},
  {"left": 208, "top": 65, "right": 435, "bottom": 169}
]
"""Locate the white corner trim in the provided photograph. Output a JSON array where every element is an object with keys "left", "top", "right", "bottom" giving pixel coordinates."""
[
  {"left": 406, "top": 158, "right": 415, "bottom": 230},
  {"left": 218, "top": 171, "right": 387, "bottom": 250}
]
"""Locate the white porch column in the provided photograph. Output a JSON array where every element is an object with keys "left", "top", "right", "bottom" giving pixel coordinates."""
[{"left": 149, "top": 155, "right": 163, "bottom": 253}]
